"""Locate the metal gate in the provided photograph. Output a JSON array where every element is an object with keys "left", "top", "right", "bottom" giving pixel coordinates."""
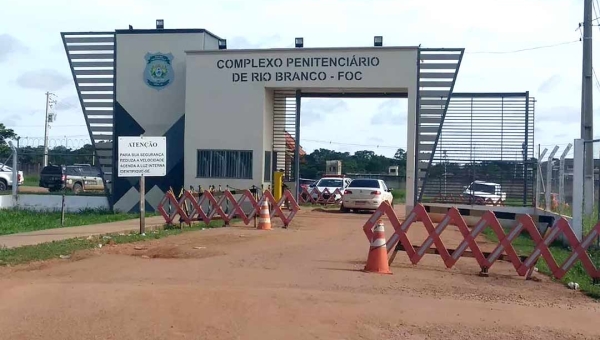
[
  {"left": 272, "top": 90, "right": 298, "bottom": 183},
  {"left": 419, "top": 92, "right": 536, "bottom": 206}
]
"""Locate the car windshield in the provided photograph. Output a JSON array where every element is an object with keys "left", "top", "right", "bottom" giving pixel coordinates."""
[
  {"left": 316, "top": 179, "right": 343, "bottom": 187},
  {"left": 468, "top": 183, "right": 495, "bottom": 194},
  {"left": 348, "top": 179, "right": 380, "bottom": 188}
]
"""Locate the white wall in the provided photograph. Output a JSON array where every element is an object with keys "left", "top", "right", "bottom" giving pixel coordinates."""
[
  {"left": 263, "top": 89, "right": 274, "bottom": 183},
  {"left": 0, "top": 195, "right": 12, "bottom": 208},
  {"left": 116, "top": 32, "right": 207, "bottom": 136},
  {"left": 203, "top": 33, "right": 221, "bottom": 50},
  {"left": 185, "top": 47, "right": 418, "bottom": 191},
  {"left": 0, "top": 195, "right": 109, "bottom": 212},
  {"left": 114, "top": 31, "right": 215, "bottom": 213}
]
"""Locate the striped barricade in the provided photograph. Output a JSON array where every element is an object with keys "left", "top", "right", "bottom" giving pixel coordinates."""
[
  {"left": 158, "top": 188, "right": 300, "bottom": 228},
  {"left": 298, "top": 187, "right": 343, "bottom": 205},
  {"left": 362, "top": 202, "right": 600, "bottom": 281}
]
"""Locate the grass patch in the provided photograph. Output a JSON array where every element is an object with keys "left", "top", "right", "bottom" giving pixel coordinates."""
[
  {"left": 0, "top": 220, "right": 226, "bottom": 266},
  {"left": 23, "top": 175, "right": 39, "bottom": 186},
  {"left": 482, "top": 227, "right": 600, "bottom": 299},
  {"left": 391, "top": 189, "right": 406, "bottom": 203},
  {"left": 0, "top": 208, "right": 158, "bottom": 236}
]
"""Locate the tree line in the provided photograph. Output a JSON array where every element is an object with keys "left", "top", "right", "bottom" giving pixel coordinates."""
[{"left": 300, "top": 148, "right": 407, "bottom": 180}]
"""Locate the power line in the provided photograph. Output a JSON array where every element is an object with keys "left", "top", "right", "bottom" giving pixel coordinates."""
[
  {"left": 302, "top": 138, "right": 405, "bottom": 150},
  {"left": 10, "top": 124, "right": 89, "bottom": 128},
  {"left": 467, "top": 40, "right": 580, "bottom": 55},
  {"left": 593, "top": 67, "right": 600, "bottom": 93}
]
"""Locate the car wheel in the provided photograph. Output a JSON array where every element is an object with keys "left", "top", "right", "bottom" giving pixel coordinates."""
[
  {"left": 72, "top": 183, "right": 83, "bottom": 195},
  {"left": 340, "top": 204, "right": 350, "bottom": 213},
  {"left": 0, "top": 180, "right": 6, "bottom": 191}
]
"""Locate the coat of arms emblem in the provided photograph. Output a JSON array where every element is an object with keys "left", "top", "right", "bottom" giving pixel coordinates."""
[{"left": 144, "top": 52, "right": 174, "bottom": 90}]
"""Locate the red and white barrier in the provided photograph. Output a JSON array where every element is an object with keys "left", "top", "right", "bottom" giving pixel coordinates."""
[
  {"left": 157, "top": 189, "right": 300, "bottom": 228},
  {"left": 298, "top": 186, "right": 343, "bottom": 205},
  {"left": 362, "top": 202, "right": 600, "bottom": 280}
]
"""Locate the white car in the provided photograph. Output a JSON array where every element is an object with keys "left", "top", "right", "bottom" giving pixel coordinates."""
[
  {"left": 341, "top": 179, "right": 394, "bottom": 212},
  {"left": 0, "top": 163, "right": 24, "bottom": 191},
  {"left": 462, "top": 180, "right": 507, "bottom": 202},
  {"left": 310, "top": 177, "right": 352, "bottom": 202}
]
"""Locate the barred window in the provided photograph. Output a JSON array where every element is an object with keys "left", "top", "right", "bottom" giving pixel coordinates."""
[
  {"left": 196, "top": 150, "right": 253, "bottom": 179},
  {"left": 264, "top": 151, "right": 272, "bottom": 181}
]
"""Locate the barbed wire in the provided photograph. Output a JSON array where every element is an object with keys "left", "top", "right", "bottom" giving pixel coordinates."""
[
  {"left": 15, "top": 137, "right": 93, "bottom": 149},
  {"left": 302, "top": 138, "right": 406, "bottom": 150}
]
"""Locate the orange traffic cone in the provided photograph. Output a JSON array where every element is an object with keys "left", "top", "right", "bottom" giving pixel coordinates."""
[
  {"left": 364, "top": 220, "right": 392, "bottom": 274},
  {"left": 257, "top": 200, "right": 272, "bottom": 230}
]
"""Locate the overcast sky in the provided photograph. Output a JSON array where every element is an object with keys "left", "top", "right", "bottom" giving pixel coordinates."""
[{"left": 1, "top": 0, "right": 595, "bottom": 158}]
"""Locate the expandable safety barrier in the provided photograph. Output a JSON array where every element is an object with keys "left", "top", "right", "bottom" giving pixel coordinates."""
[
  {"left": 362, "top": 202, "right": 600, "bottom": 281},
  {"left": 298, "top": 186, "right": 343, "bottom": 205},
  {"left": 157, "top": 188, "right": 300, "bottom": 228},
  {"left": 431, "top": 194, "right": 505, "bottom": 206}
]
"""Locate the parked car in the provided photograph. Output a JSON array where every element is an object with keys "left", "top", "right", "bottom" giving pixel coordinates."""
[
  {"left": 462, "top": 180, "right": 507, "bottom": 202},
  {"left": 341, "top": 178, "right": 394, "bottom": 212},
  {"left": 311, "top": 176, "right": 352, "bottom": 201},
  {"left": 299, "top": 178, "right": 316, "bottom": 190},
  {"left": 39, "top": 164, "right": 65, "bottom": 192},
  {"left": 39, "top": 164, "right": 104, "bottom": 194},
  {"left": 0, "top": 163, "right": 24, "bottom": 191}
]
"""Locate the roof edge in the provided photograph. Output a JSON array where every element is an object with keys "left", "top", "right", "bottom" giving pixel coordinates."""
[{"left": 186, "top": 46, "right": 420, "bottom": 55}]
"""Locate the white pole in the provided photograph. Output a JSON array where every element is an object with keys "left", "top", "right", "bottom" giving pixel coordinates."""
[
  {"left": 43, "top": 92, "right": 50, "bottom": 167},
  {"left": 140, "top": 174, "right": 145, "bottom": 235},
  {"left": 582, "top": 0, "right": 595, "bottom": 216},
  {"left": 558, "top": 143, "right": 572, "bottom": 206},
  {"left": 545, "top": 146, "right": 559, "bottom": 211},
  {"left": 8, "top": 142, "right": 17, "bottom": 205},
  {"left": 573, "top": 139, "right": 585, "bottom": 241}
]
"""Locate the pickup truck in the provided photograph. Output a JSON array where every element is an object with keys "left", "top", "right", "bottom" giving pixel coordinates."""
[
  {"left": 462, "top": 180, "right": 507, "bottom": 203},
  {"left": 0, "top": 163, "right": 24, "bottom": 191},
  {"left": 39, "top": 164, "right": 105, "bottom": 194}
]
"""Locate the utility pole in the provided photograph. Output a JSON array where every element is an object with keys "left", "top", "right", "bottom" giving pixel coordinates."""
[
  {"left": 43, "top": 92, "right": 57, "bottom": 167},
  {"left": 582, "top": 0, "right": 594, "bottom": 215}
]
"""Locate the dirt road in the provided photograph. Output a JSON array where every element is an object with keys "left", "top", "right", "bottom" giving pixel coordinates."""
[{"left": 0, "top": 206, "right": 598, "bottom": 339}]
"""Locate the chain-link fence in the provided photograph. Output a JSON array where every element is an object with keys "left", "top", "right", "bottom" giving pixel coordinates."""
[{"left": 0, "top": 137, "right": 106, "bottom": 198}]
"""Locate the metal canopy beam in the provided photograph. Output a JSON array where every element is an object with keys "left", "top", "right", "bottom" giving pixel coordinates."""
[{"left": 300, "top": 92, "right": 407, "bottom": 98}]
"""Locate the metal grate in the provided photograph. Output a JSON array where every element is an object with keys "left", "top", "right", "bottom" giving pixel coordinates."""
[
  {"left": 420, "top": 93, "right": 535, "bottom": 207},
  {"left": 196, "top": 150, "right": 253, "bottom": 179},
  {"left": 273, "top": 90, "right": 297, "bottom": 181},
  {"left": 416, "top": 48, "right": 464, "bottom": 203},
  {"left": 61, "top": 31, "right": 115, "bottom": 193}
]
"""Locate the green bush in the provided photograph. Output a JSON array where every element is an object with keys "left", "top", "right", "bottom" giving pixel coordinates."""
[{"left": 391, "top": 189, "right": 406, "bottom": 203}]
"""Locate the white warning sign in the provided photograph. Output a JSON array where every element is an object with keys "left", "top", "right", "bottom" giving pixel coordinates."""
[{"left": 117, "top": 136, "right": 167, "bottom": 177}]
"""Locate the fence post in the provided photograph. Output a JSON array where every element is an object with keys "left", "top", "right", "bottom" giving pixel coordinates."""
[
  {"left": 545, "top": 146, "right": 559, "bottom": 211},
  {"left": 8, "top": 141, "right": 18, "bottom": 205},
  {"left": 558, "top": 143, "right": 572, "bottom": 207},
  {"left": 573, "top": 139, "right": 584, "bottom": 242},
  {"left": 536, "top": 147, "right": 548, "bottom": 208}
]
